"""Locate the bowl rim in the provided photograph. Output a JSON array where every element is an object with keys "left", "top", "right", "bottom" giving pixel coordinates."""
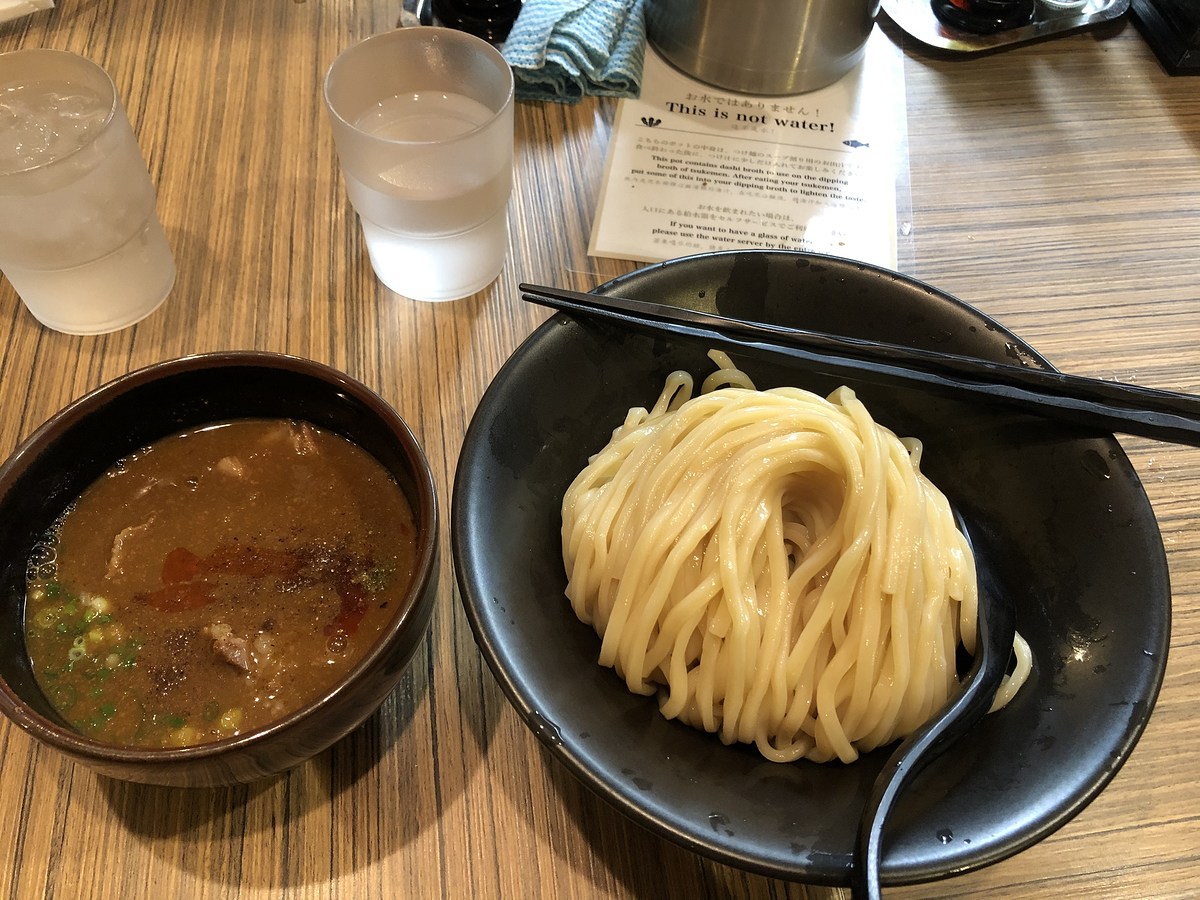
[{"left": 0, "top": 349, "right": 439, "bottom": 765}]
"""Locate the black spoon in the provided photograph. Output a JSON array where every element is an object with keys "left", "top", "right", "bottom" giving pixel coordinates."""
[{"left": 850, "top": 526, "right": 1017, "bottom": 900}]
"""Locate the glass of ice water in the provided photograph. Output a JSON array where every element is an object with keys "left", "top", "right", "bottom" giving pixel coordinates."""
[
  {"left": 324, "top": 27, "right": 515, "bottom": 302},
  {"left": 0, "top": 49, "right": 176, "bottom": 334}
]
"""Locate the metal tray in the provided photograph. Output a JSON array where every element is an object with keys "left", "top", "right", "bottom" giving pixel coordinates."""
[{"left": 882, "top": 0, "right": 1131, "bottom": 52}]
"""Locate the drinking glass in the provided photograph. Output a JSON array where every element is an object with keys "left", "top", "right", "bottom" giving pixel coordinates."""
[
  {"left": 0, "top": 49, "right": 176, "bottom": 334},
  {"left": 324, "top": 27, "right": 515, "bottom": 302}
]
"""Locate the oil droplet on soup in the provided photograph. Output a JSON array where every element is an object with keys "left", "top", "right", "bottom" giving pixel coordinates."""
[{"left": 23, "top": 419, "right": 418, "bottom": 749}]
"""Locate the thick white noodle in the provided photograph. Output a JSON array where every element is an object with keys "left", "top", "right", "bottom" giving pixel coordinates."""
[{"left": 561, "top": 355, "right": 1031, "bottom": 764}]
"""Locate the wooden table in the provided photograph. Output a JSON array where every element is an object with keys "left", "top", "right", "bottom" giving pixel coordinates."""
[{"left": 2, "top": 3, "right": 1197, "bottom": 898}]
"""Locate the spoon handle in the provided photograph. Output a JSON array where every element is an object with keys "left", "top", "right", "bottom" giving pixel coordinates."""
[
  {"left": 850, "top": 562, "right": 1017, "bottom": 900},
  {"left": 520, "top": 282, "right": 1200, "bottom": 447}
]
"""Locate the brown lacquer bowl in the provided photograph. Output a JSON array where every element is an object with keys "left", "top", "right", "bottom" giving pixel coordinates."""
[{"left": 0, "top": 352, "right": 438, "bottom": 787}]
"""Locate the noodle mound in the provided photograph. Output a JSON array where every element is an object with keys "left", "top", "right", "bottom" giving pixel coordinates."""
[{"left": 561, "top": 353, "right": 1030, "bottom": 764}]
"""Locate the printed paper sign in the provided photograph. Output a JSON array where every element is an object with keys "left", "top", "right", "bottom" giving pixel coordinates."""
[{"left": 589, "top": 30, "right": 906, "bottom": 268}]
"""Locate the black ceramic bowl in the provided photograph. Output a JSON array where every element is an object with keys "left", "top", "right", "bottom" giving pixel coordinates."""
[
  {"left": 453, "top": 250, "right": 1171, "bottom": 886},
  {"left": 0, "top": 351, "right": 438, "bottom": 787}
]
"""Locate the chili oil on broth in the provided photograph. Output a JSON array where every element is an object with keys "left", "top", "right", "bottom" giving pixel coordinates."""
[{"left": 23, "top": 418, "right": 418, "bottom": 749}]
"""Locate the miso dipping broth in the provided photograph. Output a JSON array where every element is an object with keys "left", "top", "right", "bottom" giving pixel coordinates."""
[{"left": 23, "top": 418, "right": 418, "bottom": 749}]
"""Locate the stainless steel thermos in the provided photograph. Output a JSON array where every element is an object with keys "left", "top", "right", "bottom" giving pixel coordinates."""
[{"left": 644, "top": 0, "right": 881, "bottom": 95}]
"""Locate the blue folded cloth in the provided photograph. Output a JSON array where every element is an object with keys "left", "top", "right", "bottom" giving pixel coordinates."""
[{"left": 501, "top": 0, "right": 646, "bottom": 104}]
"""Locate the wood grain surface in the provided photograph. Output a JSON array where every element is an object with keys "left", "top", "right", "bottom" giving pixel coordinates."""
[{"left": 1, "top": 4, "right": 1197, "bottom": 898}]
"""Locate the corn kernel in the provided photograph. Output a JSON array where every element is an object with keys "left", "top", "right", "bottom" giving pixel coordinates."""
[
  {"left": 218, "top": 708, "right": 243, "bottom": 732},
  {"left": 166, "top": 726, "right": 198, "bottom": 747}
]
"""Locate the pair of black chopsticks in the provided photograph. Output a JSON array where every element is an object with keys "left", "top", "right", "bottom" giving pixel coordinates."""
[{"left": 520, "top": 283, "right": 1200, "bottom": 447}]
